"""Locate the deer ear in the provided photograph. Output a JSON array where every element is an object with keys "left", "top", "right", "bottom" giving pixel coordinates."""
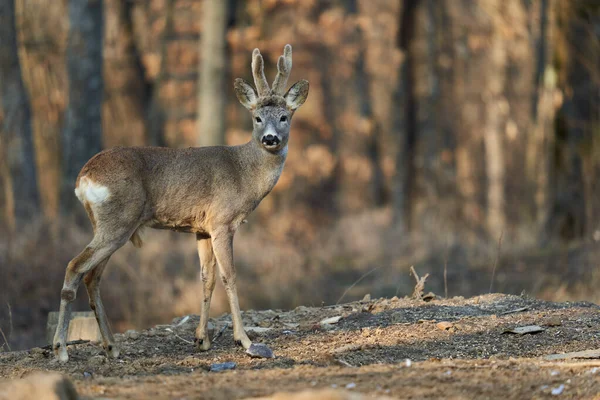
[
  {"left": 234, "top": 78, "right": 257, "bottom": 110},
  {"left": 284, "top": 80, "right": 309, "bottom": 111}
]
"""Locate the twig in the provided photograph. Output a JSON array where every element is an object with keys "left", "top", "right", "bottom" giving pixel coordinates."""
[
  {"left": 336, "top": 266, "right": 381, "bottom": 305},
  {"left": 40, "top": 339, "right": 90, "bottom": 350},
  {"left": 334, "top": 358, "right": 355, "bottom": 368},
  {"left": 488, "top": 231, "right": 504, "bottom": 294},
  {"left": 212, "top": 323, "right": 229, "bottom": 342},
  {"left": 173, "top": 332, "right": 194, "bottom": 345},
  {"left": 443, "top": 239, "right": 449, "bottom": 299},
  {"left": 0, "top": 327, "right": 10, "bottom": 352},
  {"left": 500, "top": 306, "right": 530, "bottom": 315},
  {"left": 6, "top": 302, "right": 12, "bottom": 344},
  {"left": 410, "top": 266, "right": 429, "bottom": 300}
]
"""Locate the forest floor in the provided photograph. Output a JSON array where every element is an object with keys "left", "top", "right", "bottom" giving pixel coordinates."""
[{"left": 1, "top": 294, "right": 600, "bottom": 399}]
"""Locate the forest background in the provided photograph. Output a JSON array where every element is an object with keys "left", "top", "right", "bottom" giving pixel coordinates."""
[{"left": 0, "top": 0, "right": 599, "bottom": 350}]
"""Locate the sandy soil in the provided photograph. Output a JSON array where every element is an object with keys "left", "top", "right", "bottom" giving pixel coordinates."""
[{"left": 1, "top": 294, "right": 600, "bottom": 399}]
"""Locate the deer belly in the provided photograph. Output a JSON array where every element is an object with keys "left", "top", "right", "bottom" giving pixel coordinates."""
[{"left": 147, "top": 211, "right": 209, "bottom": 237}]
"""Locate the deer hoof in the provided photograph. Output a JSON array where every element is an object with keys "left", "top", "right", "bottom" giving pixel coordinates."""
[
  {"left": 54, "top": 343, "right": 69, "bottom": 363},
  {"left": 106, "top": 344, "right": 120, "bottom": 359},
  {"left": 194, "top": 337, "right": 211, "bottom": 351}
]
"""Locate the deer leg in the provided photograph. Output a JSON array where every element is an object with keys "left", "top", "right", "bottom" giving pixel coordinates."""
[
  {"left": 194, "top": 236, "right": 216, "bottom": 351},
  {"left": 211, "top": 230, "right": 252, "bottom": 350},
  {"left": 53, "top": 240, "right": 123, "bottom": 362},
  {"left": 84, "top": 257, "right": 119, "bottom": 358}
]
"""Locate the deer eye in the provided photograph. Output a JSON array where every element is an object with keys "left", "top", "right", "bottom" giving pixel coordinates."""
[
  {"left": 255, "top": 116, "right": 262, "bottom": 123},
  {"left": 280, "top": 115, "right": 288, "bottom": 123}
]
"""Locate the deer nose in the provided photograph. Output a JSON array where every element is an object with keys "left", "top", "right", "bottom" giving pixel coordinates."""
[{"left": 261, "top": 133, "right": 281, "bottom": 147}]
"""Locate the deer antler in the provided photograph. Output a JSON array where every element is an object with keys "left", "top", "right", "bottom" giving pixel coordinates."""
[
  {"left": 251, "top": 48, "right": 270, "bottom": 97},
  {"left": 272, "top": 44, "right": 292, "bottom": 95}
]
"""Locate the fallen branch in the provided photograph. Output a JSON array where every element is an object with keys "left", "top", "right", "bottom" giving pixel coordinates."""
[{"left": 40, "top": 339, "right": 90, "bottom": 350}]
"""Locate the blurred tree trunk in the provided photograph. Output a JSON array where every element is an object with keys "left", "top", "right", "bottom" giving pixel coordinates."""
[
  {"left": 102, "top": 0, "right": 147, "bottom": 147},
  {"left": 0, "top": 0, "right": 40, "bottom": 229},
  {"left": 197, "top": 0, "right": 229, "bottom": 147},
  {"left": 392, "top": 0, "right": 419, "bottom": 231},
  {"left": 482, "top": 2, "right": 507, "bottom": 238},
  {"left": 61, "top": 0, "right": 104, "bottom": 217},
  {"left": 528, "top": 0, "right": 556, "bottom": 238}
]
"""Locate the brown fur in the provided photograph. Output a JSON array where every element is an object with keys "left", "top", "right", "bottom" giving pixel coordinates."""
[{"left": 53, "top": 44, "right": 309, "bottom": 362}]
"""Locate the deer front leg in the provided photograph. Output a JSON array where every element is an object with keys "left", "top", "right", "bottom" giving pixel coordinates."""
[
  {"left": 211, "top": 230, "right": 252, "bottom": 350},
  {"left": 195, "top": 236, "right": 216, "bottom": 351}
]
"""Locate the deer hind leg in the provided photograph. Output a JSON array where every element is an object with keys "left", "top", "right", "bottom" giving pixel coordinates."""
[
  {"left": 54, "top": 206, "right": 144, "bottom": 361},
  {"left": 84, "top": 257, "right": 119, "bottom": 358},
  {"left": 211, "top": 229, "right": 252, "bottom": 350},
  {"left": 53, "top": 237, "right": 125, "bottom": 362},
  {"left": 194, "top": 236, "right": 216, "bottom": 351}
]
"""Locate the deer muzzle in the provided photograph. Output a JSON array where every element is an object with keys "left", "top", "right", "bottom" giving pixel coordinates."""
[{"left": 261, "top": 128, "right": 281, "bottom": 148}]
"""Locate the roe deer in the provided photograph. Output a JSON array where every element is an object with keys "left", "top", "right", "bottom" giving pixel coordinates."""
[{"left": 53, "top": 44, "right": 309, "bottom": 362}]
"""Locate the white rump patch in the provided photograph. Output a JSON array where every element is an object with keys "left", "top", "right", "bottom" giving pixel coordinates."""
[{"left": 75, "top": 176, "right": 110, "bottom": 204}]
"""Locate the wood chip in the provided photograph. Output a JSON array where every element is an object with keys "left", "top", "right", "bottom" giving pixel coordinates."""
[{"left": 436, "top": 321, "right": 454, "bottom": 331}]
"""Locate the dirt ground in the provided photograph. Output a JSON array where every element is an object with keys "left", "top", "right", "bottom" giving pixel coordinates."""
[{"left": 1, "top": 294, "right": 600, "bottom": 399}]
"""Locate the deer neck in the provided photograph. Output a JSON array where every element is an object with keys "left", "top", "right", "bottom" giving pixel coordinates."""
[{"left": 238, "top": 137, "right": 287, "bottom": 195}]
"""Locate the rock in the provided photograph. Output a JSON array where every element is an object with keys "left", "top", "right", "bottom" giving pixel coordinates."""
[
  {"left": 362, "top": 294, "right": 371, "bottom": 302},
  {"left": 436, "top": 321, "right": 454, "bottom": 331},
  {"left": 0, "top": 372, "right": 79, "bottom": 400},
  {"left": 320, "top": 316, "right": 342, "bottom": 325},
  {"left": 88, "top": 355, "right": 106, "bottom": 366},
  {"left": 210, "top": 361, "right": 237, "bottom": 372},
  {"left": 125, "top": 330, "right": 140, "bottom": 340},
  {"left": 503, "top": 325, "right": 545, "bottom": 335},
  {"left": 246, "top": 343, "right": 275, "bottom": 359}
]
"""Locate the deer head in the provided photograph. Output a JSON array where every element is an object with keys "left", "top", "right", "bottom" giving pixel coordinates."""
[{"left": 234, "top": 44, "right": 309, "bottom": 153}]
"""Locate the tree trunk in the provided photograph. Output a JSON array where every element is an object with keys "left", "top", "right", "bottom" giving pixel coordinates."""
[
  {"left": 61, "top": 0, "right": 104, "bottom": 216},
  {"left": 482, "top": 3, "right": 507, "bottom": 238},
  {"left": 392, "top": 0, "right": 419, "bottom": 231},
  {"left": 0, "top": 0, "right": 40, "bottom": 229},
  {"left": 197, "top": 0, "right": 229, "bottom": 147}
]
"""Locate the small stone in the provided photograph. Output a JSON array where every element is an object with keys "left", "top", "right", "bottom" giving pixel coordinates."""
[
  {"left": 83, "top": 371, "right": 93, "bottom": 379},
  {"left": 436, "top": 321, "right": 454, "bottom": 331},
  {"left": 246, "top": 343, "right": 275, "bottom": 359},
  {"left": 89, "top": 355, "right": 106, "bottom": 366},
  {"left": 125, "top": 330, "right": 140, "bottom": 340},
  {"left": 210, "top": 361, "right": 236, "bottom": 372},
  {"left": 362, "top": 294, "right": 371, "bottom": 302},
  {"left": 147, "top": 329, "right": 156, "bottom": 337},
  {"left": 546, "top": 317, "right": 562, "bottom": 327}
]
